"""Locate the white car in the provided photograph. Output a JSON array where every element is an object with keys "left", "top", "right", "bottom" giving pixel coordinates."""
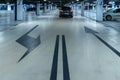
[{"left": 103, "top": 8, "right": 120, "bottom": 21}]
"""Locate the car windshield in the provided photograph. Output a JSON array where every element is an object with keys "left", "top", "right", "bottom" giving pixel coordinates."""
[
  {"left": 61, "top": 7, "right": 71, "bottom": 10},
  {"left": 106, "top": 9, "right": 114, "bottom": 12},
  {"left": 106, "top": 9, "right": 115, "bottom": 13}
]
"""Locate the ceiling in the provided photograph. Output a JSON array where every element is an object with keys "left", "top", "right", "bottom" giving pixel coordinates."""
[{"left": 0, "top": 0, "right": 119, "bottom": 4}]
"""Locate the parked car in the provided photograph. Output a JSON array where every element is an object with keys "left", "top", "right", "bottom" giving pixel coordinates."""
[
  {"left": 103, "top": 8, "right": 120, "bottom": 21},
  {"left": 59, "top": 6, "right": 73, "bottom": 18},
  {"left": 26, "top": 7, "right": 36, "bottom": 11}
]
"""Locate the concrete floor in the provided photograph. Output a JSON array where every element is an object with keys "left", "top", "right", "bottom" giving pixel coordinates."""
[{"left": 0, "top": 10, "right": 120, "bottom": 80}]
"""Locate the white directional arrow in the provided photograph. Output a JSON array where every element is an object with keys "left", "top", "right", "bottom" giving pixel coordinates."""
[
  {"left": 84, "top": 26, "right": 120, "bottom": 58},
  {"left": 16, "top": 25, "right": 41, "bottom": 63}
]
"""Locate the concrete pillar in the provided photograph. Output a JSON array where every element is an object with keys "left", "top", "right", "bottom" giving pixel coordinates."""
[
  {"left": 112, "top": 2, "right": 115, "bottom": 8},
  {"left": 92, "top": 5, "right": 94, "bottom": 10},
  {"left": 96, "top": 0, "right": 103, "bottom": 21},
  {"left": 7, "top": 4, "right": 11, "bottom": 11},
  {"left": 105, "top": 5, "right": 108, "bottom": 10},
  {"left": 36, "top": 3, "right": 40, "bottom": 15},
  {"left": 81, "top": 1, "right": 85, "bottom": 16},
  {"left": 43, "top": 2, "right": 47, "bottom": 13},
  {"left": 48, "top": 4, "right": 50, "bottom": 11},
  {"left": 15, "top": 0, "right": 23, "bottom": 20},
  {"left": 51, "top": 3, "right": 53, "bottom": 10},
  {"left": 50, "top": 4, "right": 52, "bottom": 10}
]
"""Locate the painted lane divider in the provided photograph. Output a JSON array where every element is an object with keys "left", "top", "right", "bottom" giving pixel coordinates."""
[
  {"left": 62, "top": 35, "right": 70, "bottom": 80},
  {"left": 50, "top": 35, "right": 70, "bottom": 80},
  {"left": 84, "top": 26, "right": 120, "bottom": 57},
  {"left": 50, "top": 35, "right": 59, "bottom": 80},
  {"left": 16, "top": 25, "right": 41, "bottom": 63}
]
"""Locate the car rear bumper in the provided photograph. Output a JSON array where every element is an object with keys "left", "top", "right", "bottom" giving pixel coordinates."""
[{"left": 59, "top": 12, "right": 73, "bottom": 17}]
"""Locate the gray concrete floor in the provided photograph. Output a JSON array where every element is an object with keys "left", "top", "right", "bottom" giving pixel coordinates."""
[{"left": 0, "top": 10, "right": 120, "bottom": 80}]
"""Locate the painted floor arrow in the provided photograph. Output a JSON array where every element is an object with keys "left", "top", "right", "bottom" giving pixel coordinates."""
[
  {"left": 16, "top": 25, "right": 41, "bottom": 63},
  {"left": 84, "top": 26, "right": 120, "bottom": 57},
  {"left": 84, "top": 26, "right": 99, "bottom": 34}
]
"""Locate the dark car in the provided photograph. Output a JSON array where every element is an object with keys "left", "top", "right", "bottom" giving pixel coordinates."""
[
  {"left": 59, "top": 6, "right": 73, "bottom": 18},
  {"left": 27, "top": 8, "right": 36, "bottom": 11}
]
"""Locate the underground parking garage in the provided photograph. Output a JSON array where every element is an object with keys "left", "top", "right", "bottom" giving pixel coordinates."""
[{"left": 0, "top": 0, "right": 120, "bottom": 80}]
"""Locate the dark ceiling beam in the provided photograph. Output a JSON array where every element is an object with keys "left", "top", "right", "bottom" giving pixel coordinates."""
[{"left": 0, "top": 0, "right": 120, "bottom": 4}]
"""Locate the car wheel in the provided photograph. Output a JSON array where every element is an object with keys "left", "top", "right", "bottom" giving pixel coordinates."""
[
  {"left": 59, "top": 15, "right": 62, "bottom": 18},
  {"left": 106, "top": 15, "right": 112, "bottom": 21},
  {"left": 70, "top": 15, "right": 73, "bottom": 18}
]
